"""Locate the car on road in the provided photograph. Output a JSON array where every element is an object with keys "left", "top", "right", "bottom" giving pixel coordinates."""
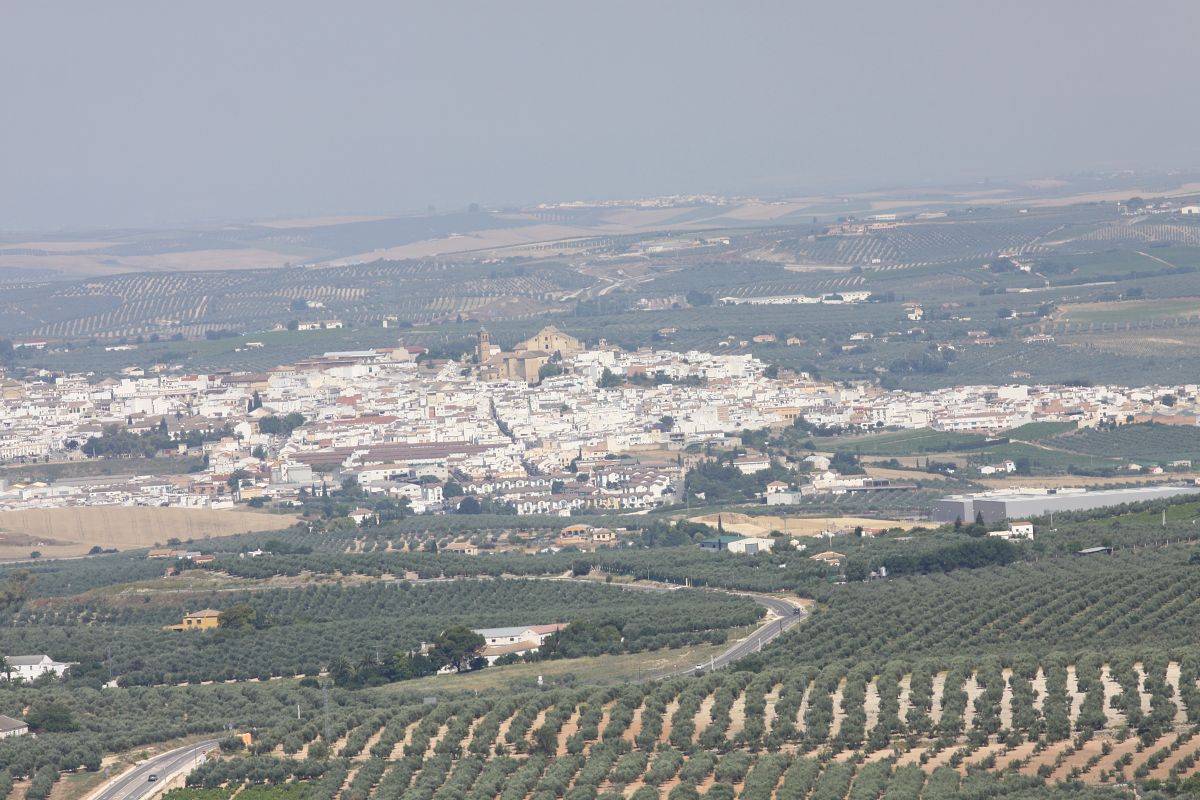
[{"left": 147, "top": 775, "right": 157, "bottom": 783}]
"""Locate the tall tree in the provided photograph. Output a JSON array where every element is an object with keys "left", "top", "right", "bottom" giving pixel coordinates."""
[{"left": 429, "top": 624, "right": 485, "bottom": 672}]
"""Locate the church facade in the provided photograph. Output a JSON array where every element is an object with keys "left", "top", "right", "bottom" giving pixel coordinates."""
[{"left": 475, "top": 326, "right": 585, "bottom": 384}]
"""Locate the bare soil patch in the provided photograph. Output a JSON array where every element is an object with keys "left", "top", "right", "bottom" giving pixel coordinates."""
[
  {"left": 898, "top": 674, "right": 913, "bottom": 723},
  {"left": 962, "top": 675, "right": 982, "bottom": 733},
  {"left": 0, "top": 506, "right": 294, "bottom": 559},
  {"left": 1051, "top": 738, "right": 1104, "bottom": 782},
  {"left": 727, "top": 692, "right": 747, "bottom": 740},
  {"left": 657, "top": 697, "right": 680, "bottom": 745},
  {"left": 1020, "top": 741, "right": 1073, "bottom": 777},
  {"left": 796, "top": 682, "right": 813, "bottom": 733},
  {"left": 1134, "top": 663, "right": 1153, "bottom": 716},
  {"left": 763, "top": 682, "right": 782, "bottom": 734},
  {"left": 1166, "top": 662, "right": 1189, "bottom": 725},
  {"left": 1066, "top": 666, "right": 1082, "bottom": 727},
  {"left": 1031, "top": 668, "right": 1047, "bottom": 713},
  {"left": 864, "top": 677, "right": 881, "bottom": 734},
  {"left": 829, "top": 677, "right": 847, "bottom": 740},
  {"left": 1101, "top": 665, "right": 1126, "bottom": 728},
  {"left": 694, "top": 693, "right": 717, "bottom": 742},
  {"left": 557, "top": 707, "right": 581, "bottom": 756},
  {"left": 1000, "top": 669, "right": 1014, "bottom": 731}
]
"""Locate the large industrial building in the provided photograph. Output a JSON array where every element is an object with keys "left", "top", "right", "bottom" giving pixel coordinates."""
[{"left": 931, "top": 485, "right": 1200, "bottom": 524}]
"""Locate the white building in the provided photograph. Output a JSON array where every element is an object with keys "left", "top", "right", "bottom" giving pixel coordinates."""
[
  {"left": 988, "top": 521, "right": 1034, "bottom": 541},
  {"left": 2, "top": 654, "right": 72, "bottom": 682},
  {"left": 0, "top": 714, "right": 30, "bottom": 738},
  {"left": 725, "top": 536, "right": 776, "bottom": 554},
  {"left": 473, "top": 624, "right": 567, "bottom": 665},
  {"left": 733, "top": 455, "right": 770, "bottom": 474}
]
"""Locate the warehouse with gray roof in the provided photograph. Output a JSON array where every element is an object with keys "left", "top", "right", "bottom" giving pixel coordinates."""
[{"left": 931, "top": 485, "right": 1200, "bottom": 524}]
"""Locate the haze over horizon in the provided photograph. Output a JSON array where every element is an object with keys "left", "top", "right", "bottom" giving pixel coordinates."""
[{"left": 3, "top": 0, "right": 1199, "bottom": 231}]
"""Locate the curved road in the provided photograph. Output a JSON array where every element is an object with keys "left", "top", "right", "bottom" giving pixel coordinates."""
[
  {"left": 549, "top": 577, "right": 808, "bottom": 679},
  {"left": 711, "top": 594, "right": 805, "bottom": 669},
  {"left": 661, "top": 592, "right": 806, "bottom": 678},
  {"left": 90, "top": 740, "right": 220, "bottom": 800}
]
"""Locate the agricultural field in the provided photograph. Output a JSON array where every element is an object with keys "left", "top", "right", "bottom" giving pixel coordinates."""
[
  {"left": 0, "top": 507, "right": 295, "bottom": 560},
  {"left": 958, "top": 441, "right": 1121, "bottom": 475},
  {"left": 0, "top": 258, "right": 591, "bottom": 342},
  {"left": 11, "top": 658, "right": 1179, "bottom": 800},
  {"left": 1047, "top": 423, "right": 1200, "bottom": 465},
  {"left": 7, "top": 192, "right": 1200, "bottom": 389},
  {"left": 1004, "top": 422, "right": 1078, "bottom": 442},
  {"left": 1057, "top": 298, "right": 1200, "bottom": 325},
  {"left": 781, "top": 548, "right": 1200, "bottom": 663},
  {"left": 8, "top": 503, "right": 1200, "bottom": 799},
  {"left": 805, "top": 420, "right": 1200, "bottom": 476},
  {"left": 1, "top": 577, "right": 763, "bottom": 686}
]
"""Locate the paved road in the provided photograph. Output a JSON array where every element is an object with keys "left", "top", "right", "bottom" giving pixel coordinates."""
[
  {"left": 91, "top": 740, "right": 220, "bottom": 800},
  {"left": 709, "top": 594, "right": 805, "bottom": 670},
  {"left": 659, "top": 593, "right": 807, "bottom": 679},
  {"left": 548, "top": 577, "right": 809, "bottom": 680}
]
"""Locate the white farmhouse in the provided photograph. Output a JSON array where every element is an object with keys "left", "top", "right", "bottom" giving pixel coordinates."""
[
  {"left": 0, "top": 714, "right": 30, "bottom": 738},
  {"left": 473, "top": 624, "right": 567, "bottom": 665},
  {"left": 988, "top": 521, "right": 1034, "bottom": 541},
  {"left": 2, "top": 654, "right": 72, "bottom": 682}
]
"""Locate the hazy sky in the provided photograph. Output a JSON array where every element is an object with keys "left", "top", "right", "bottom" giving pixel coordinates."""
[{"left": 3, "top": 1, "right": 1198, "bottom": 230}]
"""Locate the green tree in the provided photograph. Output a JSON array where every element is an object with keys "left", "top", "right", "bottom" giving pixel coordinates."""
[
  {"left": 429, "top": 624, "right": 486, "bottom": 672},
  {"left": 226, "top": 469, "right": 250, "bottom": 500},
  {"left": 1, "top": 569, "right": 33, "bottom": 610},
  {"left": 26, "top": 701, "right": 78, "bottom": 732},
  {"left": 598, "top": 368, "right": 622, "bottom": 388},
  {"left": 259, "top": 413, "right": 305, "bottom": 436},
  {"left": 218, "top": 603, "right": 258, "bottom": 631}
]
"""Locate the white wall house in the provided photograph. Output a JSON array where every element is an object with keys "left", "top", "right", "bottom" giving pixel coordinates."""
[
  {"left": 473, "top": 624, "right": 567, "bottom": 665},
  {"left": 733, "top": 455, "right": 770, "bottom": 474},
  {"left": 2, "top": 654, "right": 72, "bottom": 682},
  {"left": 988, "top": 522, "right": 1034, "bottom": 541},
  {"left": 0, "top": 714, "right": 30, "bottom": 738}
]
